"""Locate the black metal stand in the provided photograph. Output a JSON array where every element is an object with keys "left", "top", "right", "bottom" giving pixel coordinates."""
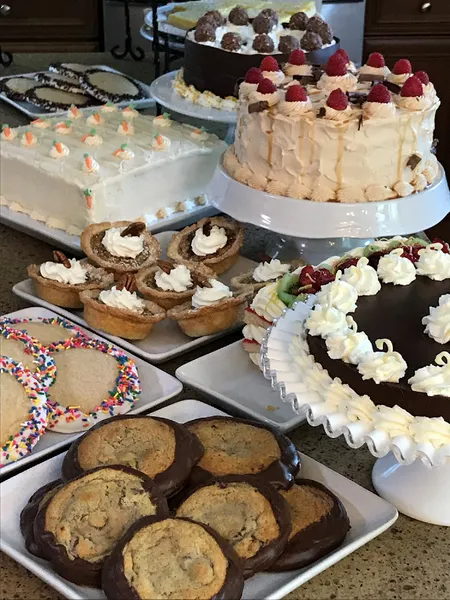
[
  {"left": 111, "top": 0, "right": 145, "bottom": 61},
  {"left": 0, "top": 46, "right": 12, "bottom": 67}
]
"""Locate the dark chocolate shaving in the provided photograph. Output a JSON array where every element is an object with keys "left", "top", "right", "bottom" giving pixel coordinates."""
[
  {"left": 317, "top": 106, "right": 326, "bottom": 118},
  {"left": 347, "top": 92, "right": 368, "bottom": 106},
  {"left": 384, "top": 81, "right": 401, "bottom": 95},
  {"left": 407, "top": 154, "right": 422, "bottom": 170},
  {"left": 249, "top": 100, "right": 269, "bottom": 114},
  {"left": 358, "top": 73, "right": 385, "bottom": 83},
  {"left": 293, "top": 74, "right": 316, "bottom": 85},
  {"left": 358, "top": 114, "right": 364, "bottom": 131}
]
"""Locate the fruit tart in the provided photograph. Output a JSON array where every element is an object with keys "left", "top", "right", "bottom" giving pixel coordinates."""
[
  {"left": 231, "top": 258, "right": 302, "bottom": 296},
  {"left": 135, "top": 259, "right": 214, "bottom": 310},
  {"left": 80, "top": 274, "right": 165, "bottom": 340},
  {"left": 27, "top": 250, "right": 114, "bottom": 309},
  {"left": 167, "top": 278, "right": 250, "bottom": 337},
  {"left": 81, "top": 220, "right": 160, "bottom": 273},
  {"left": 167, "top": 216, "right": 244, "bottom": 275}
]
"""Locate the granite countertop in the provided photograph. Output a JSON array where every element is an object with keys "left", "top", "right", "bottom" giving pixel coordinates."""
[{"left": 1, "top": 53, "right": 449, "bottom": 600}]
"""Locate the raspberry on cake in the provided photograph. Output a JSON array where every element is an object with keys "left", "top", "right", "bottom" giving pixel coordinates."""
[
  {"left": 368, "top": 52, "right": 385, "bottom": 68},
  {"left": 325, "top": 54, "right": 347, "bottom": 77},
  {"left": 415, "top": 70, "right": 430, "bottom": 85},
  {"left": 364, "top": 84, "right": 396, "bottom": 119},
  {"left": 388, "top": 58, "right": 413, "bottom": 85},
  {"left": 260, "top": 56, "right": 285, "bottom": 85},
  {"left": 289, "top": 49, "right": 306, "bottom": 65},
  {"left": 318, "top": 54, "right": 358, "bottom": 92}
]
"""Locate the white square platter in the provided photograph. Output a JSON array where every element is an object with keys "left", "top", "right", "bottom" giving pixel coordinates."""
[
  {"left": 0, "top": 66, "right": 154, "bottom": 119},
  {"left": 0, "top": 399, "right": 398, "bottom": 600},
  {"left": 0, "top": 306, "right": 182, "bottom": 478},
  {"left": 176, "top": 340, "right": 307, "bottom": 432},
  {"left": 12, "top": 231, "right": 256, "bottom": 363}
]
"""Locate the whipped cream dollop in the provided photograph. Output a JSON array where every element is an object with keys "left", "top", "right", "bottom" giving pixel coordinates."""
[
  {"left": 284, "top": 64, "right": 312, "bottom": 78},
  {"left": 324, "top": 105, "right": 354, "bottom": 121},
  {"left": 358, "top": 64, "right": 390, "bottom": 78},
  {"left": 101, "top": 103, "right": 117, "bottom": 113},
  {"left": 387, "top": 72, "right": 411, "bottom": 85},
  {"left": 253, "top": 259, "right": 290, "bottom": 283},
  {"left": 416, "top": 243, "right": 450, "bottom": 281},
  {"left": 357, "top": 338, "right": 407, "bottom": 384},
  {"left": 101, "top": 227, "right": 144, "bottom": 258},
  {"left": 191, "top": 225, "right": 227, "bottom": 257},
  {"left": 363, "top": 101, "right": 396, "bottom": 119},
  {"left": 55, "top": 122, "right": 72, "bottom": 135},
  {"left": 239, "top": 81, "right": 259, "bottom": 99},
  {"left": 86, "top": 113, "right": 104, "bottom": 127},
  {"left": 118, "top": 121, "right": 134, "bottom": 136},
  {"left": 316, "top": 272, "right": 358, "bottom": 314},
  {"left": 153, "top": 114, "right": 172, "bottom": 128},
  {"left": 82, "top": 155, "right": 99, "bottom": 174},
  {"left": 279, "top": 98, "right": 313, "bottom": 117},
  {"left": 155, "top": 264, "right": 193, "bottom": 293},
  {"left": 373, "top": 405, "right": 414, "bottom": 438},
  {"left": 40, "top": 258, "right": 87, "bottom": 285},
  {"left": 396, "top": 95, "right": 431, "bottom": 111},
  {"left": 262, "top": 70, "right": 285, "bottom": 85},
  {"left": 122, "top": 105, "right": 139, "bottom": 119},
  {"left": 49, "top": 142, "right": 69, "bottom": 159},
  {"left": 99, "top": 286, "right": 145, "bottom": 314},
  {"left": 306, "top": 304, "right": 349, "bottom": 338},
  {"left": 422, "top": 294, "right": 450, "bottom": 345},
  {"left": 21, "top": 132, "right": 37, "bottom": 147},
  {"left": 152, "top": 134, "right": 170, "bottom": 151},
  {"left": 83, "top": 132, "right": 103, "bottom": 146},
  {"left": 31, "top": 118, "right": 51, "bottom": 129},
  {"left": 113, "top": 144, "right": 134, "bottom": 161},
  {"left": 410, "top": 416, "right": 450, "bottom": 447},
  {"left": 251, "top": 281, "right": 286, "bottom": 322},
  {"left": 343, "top": 393, "right": 376, "bottom": 424},
  {"left": 341, "top": 257, "right": 381, "bottom": 296},
  {"left": 192, "top": 279, "right": 232, "bottom": 308},
  {"left": 249, "top": 89, "right": 280, "bottom": 107},
  {"left": 377, "top": 248, "right": 416, "bottom": 285},
  {"left": 326, "top": 316, "right": 373, "bottom": 364},
  {"left": 317, "top": 73, "right": 358, "bottom": 93},
  {"left": 311, "top": 185, "right": 335, "bottom": 203},
  {"left": 408, "top": 352, "right": 450, "bottom": 397},
  {"left": 365, "top": 184, "right": 396, "bottom": 202}
]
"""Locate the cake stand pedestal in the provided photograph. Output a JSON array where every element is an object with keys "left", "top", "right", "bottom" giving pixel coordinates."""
[
  {"left": 208, "top": 161, "right": 450, "bottom": 263},
  {"left": 372, "top": 454, "right": 450, "bottom": 526}
]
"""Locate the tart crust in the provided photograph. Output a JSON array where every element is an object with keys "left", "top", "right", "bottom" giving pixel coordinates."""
[
  {"left": 81, "top": 220, "right": 161, "bottom": 273},
  {"left": 80, "top": 289, "right": 166, "bottom": 340},
  {"left": 135, "top": 262, "right": 214, "bottom": 310},
  {"left": 27, "top": 259, "right": 114, "bottom": 309},
  {"left": 167, "top": 292, "right": 250, "bottom": 337},
  {"left": 167, "top": 216, "right": 245, "bottom": 275}
]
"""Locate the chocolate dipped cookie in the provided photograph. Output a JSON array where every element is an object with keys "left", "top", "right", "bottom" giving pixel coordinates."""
[
  {"left": 185, "top": 416, "right": 300, "bottom": 489},
  {"left": 175, "top": 476, "right": 292, "bottom": 578},
  {"left": 102, "top": 516, "right": 244, "bottom": 600},
  {"left": 62, "top": 415, "right": 204, "bottom": 497},
  {"left": 270, "top": 479, "right": 350, "bottom": 571},
  {"left": 33, "top": 465, "right": 169, "bottom": 587}
]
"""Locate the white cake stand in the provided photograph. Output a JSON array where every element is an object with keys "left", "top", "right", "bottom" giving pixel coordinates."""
[
  {"left": 261, "top": 301, "right": 450, "bottom": 526},
  {"left": 208, "top": 160, "right": 450, "bottom": 263}
]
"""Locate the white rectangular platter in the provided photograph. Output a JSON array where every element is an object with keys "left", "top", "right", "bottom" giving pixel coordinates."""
[
  {"left": 176, "top": 340, "right": 306, "bottom": 432},
  {"left": 0, "top": 66, "right": 154, "bottom": 119},
  {"left": 0, "top": 306, "right": 182, "bottom": 478},
  {"left": 0, "top": 399, "right": 398, "bottom": 600},
  {"left": 12, "top": 231, "right": 256, "bottom": 363}
]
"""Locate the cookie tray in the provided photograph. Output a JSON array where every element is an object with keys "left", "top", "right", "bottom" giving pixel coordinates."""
[
  {"left": 0, "top": 306, "right": 182, "bottom": 479},
  {"left": 0, "top": 400, "right": 398, "bottom": 600}
]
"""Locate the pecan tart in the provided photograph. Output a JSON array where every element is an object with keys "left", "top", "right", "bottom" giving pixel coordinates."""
[
  {"left": 80, "top": 274, "right": 165, "bottom": 340},
  {"left": 231, "top": 259, "right": 303, "bottom": 296},
  {"left": 27, "top": 251, "right": 113, "bottom": 309},
  {"left": 167, "top": 217, "right": 244, "bottom": 276},
  {"left": 135, "top": 259, "right": 215, "bottom": 310},
  {"left": 81, "top": 220, "right": 160, "bottom": 273},
  {"left": 167, "top": 278, "right": 250, "bottom": 337}
]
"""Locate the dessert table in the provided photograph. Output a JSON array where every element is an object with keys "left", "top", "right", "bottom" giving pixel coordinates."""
[{"left": 1, "top": 53, "right": 449, "bottom": 600}]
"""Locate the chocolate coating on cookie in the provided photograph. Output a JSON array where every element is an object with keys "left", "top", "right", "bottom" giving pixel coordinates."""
[
  {"left": 221, "top": 32, "right": 242, "bottom": 52},
  {"left": 174, "top": 475, "right": 292, "bottom": 578},
  {"left": 301, "top": 31, "right": 323, "bottom": 51},
  {"left": 62, "top": 415, "right": 204, "bottom": 498},
  {"left": 102, "top": 516, "right": 245, "bottom": 600},
  {"left": 269, "top": 479, "right": 350, "bottom": 571},
  {"left": 20, "top": 479, "right": 63, "bottom": 559},
  {"left": 289, "top": 12, "right": 309, "bottom": 31},
  {"left": 228, "top": 6, "right": 249, "bottom": 26},
  {"left": 185, "top": 416, "right": 300, "bottom": 490},
  {"left": 34, "top": 465, "right": 169, "bottom": 587},
  {"left": 278, "top": 35, "right": 300, "bottom": 55},
  {"left": 253, "top": 33, "right": 275, "bottom": 54}
]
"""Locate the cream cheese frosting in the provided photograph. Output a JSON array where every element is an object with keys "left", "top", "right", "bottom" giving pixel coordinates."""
[
  {"left": 192, "top": 279, "right": 232, "bottom": 308},
  {"left": 99, "top": 286, "right": 145, "bottom": 314},
  {"left": 155, "top": 264, "right": 193, "bottom": 293},
  {"left": 422, "top": 294, "right": 450, "bottom": 345},
  {"left": 102, "top": 227, "right": 144, "bottom": 259},
  {"left": 191, "top": 225, "right": 227, "bottom": 257},
  {"left": 40, "top": 258, "right": 87, "bottom": 285},
  {"left": 253, "top": 259, "right": 290, "bottom": 283}
]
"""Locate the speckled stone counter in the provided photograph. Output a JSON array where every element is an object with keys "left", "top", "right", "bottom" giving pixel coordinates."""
[{"left": 1, "top": 54, "right": 449, "bottom": 600}]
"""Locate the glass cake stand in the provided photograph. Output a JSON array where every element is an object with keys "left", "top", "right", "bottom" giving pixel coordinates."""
[
  {"left": 208, "top": 160, "right": 450, "bottom": 264},
  {"left": 261, "top": 301, "right": 450, "bottom": 526}
]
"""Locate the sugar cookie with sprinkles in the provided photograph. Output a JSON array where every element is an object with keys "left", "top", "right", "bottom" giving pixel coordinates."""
[
  {"left": 0, "top": 316, "right": 86, "bottom": 350},
  {"left": 0, "top": 326, "right": 56, "bottom": 390},
  {"left": 1, "top": 356, "right": 49, "bottom": 468},
  {"left": 46, "top": 337, "right": 141, "bottom": 433}
]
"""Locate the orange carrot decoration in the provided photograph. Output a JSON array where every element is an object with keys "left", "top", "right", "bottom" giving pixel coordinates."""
[
  {"left": 2, "top": 124, "right": 11, "bottom": 136},
  {"left": 31, "top": 118, "right": 42, "bottom": 125},
  {"left": 156, "top": 134, "right": 163, "bottom": 144},
  {"left": 84, "top": 154, "right": 93, "bottom": 170},
  {"left": 54, "top": 141, "right": 63, "bottom": 153},
  {"left": 122, "top": 121, "right": 129, "bottom": 132},
  {"left": 25, "top": 131, "right": 34, "bottom": 144},
  {"left": 83, "top": 188, "right": 93, "bottom": 209}
]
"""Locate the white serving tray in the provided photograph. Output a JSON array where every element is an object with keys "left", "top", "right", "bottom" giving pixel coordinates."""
[
  {"left": 176, "top": 340, "right": 307, "bottom": 432},
  {"left": 0, "top": 66, "right": 154, "bottom": 119},
  {"left": 0, "top": 399, "right": 398, "bottom": 600},
  {"left": 0, "top": 306, "right": 182, "bottom": 478},
  {"left": 12, "top": 231, "right": 257, "bottom": 364}
]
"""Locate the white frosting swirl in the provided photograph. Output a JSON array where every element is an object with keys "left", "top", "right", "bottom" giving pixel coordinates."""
[
  {"left": 326, "top": 317, "right": 373, "bottom": 364},
  {"left": 247, "top": 173, "right": 267, "bottom": 191},
  {"left": 393, "top": 181, "right": 415, "bottom": 197},
  {"left": 55, "top": 122, "right": 72, "bottom": 135},
  {"left": 153, "top": 114, "right": 172, "bottom": 128},
  {"left": 316, "top": 272, "right": 358, "bottom": 313},
  {"left": 408, "top": 352, "right": 450, "bottom": 397},
  {"left": 396, "top": 95, "right": 431, "bottom": 111},
  {"left": 49, "top": 143, "right": 69, "bottom": 159},
  {"left": 387, "top": 72, "right": 411, "bottom": 85},
  {"left": 377, "top": 248, "right": 416, "bottom": 285},
  {"left": 191, "top": 225, "right": 227, "bottom": 257},
  {"left": 249, "top": 90, "right": 280, "bottom": 107},
  {"left": 416, "top": 244, "right": 450, "bottom": 281},
  {"left": 152, "top": 135, "right": 170, "bottom": 151},
  {"left": 21, "top": 132, "right": 37, "bottom": 147},
  {"left": 83, "top": 133, "right": 103, "bottom": 147},
  {"left": 311, "top": 185, "right": 335, "bottom": 202},
  {"left": 118, "top": 122, "right": 135, "bottom": 136},
  {"left": 192, "top": 279, "right": 232, "bottom": 308},
  {"left": 306, "top": 305, "right": 349, "bottom": 338},
  {"left": 86, "top": 113, "right": 104, "bottom": 126},
  {"left": 422, "top": 294, "right": 450, "bottom": 344},
  {"left": 31, "top": 119, "right": 50, "bottom": 129},
  {"left": 357, "top": 339, "right": 407, "bottom": 384},
  {"left": 288, "top": 182, "right": 311, "bottom": 200},
  {"left": 99, "top": 286, "right": 145, "bottom": 314},
  {"left": 113, "top": 146, "right": 134, "bottom": 160},
  {"left": 239, "top": 81, "right": 258, "bottom": 99},
  {"left": 234, "top": 164, "right": 252, "bottom": 184},
  {"left": 223, "top": 149, "right": 240, "bottom": 175},
  {"left": 82, "top": 156, "right": 99, "bottom": 173},
  {"left": 413, "top": 173, "right": 428, "bottom": 192},
  {"left": 422, "top": 155, "right": 439, "bottom": 184},
  {"left": 101, "top": 227, "right": 144, "bottom": 258},
  {"left": 40, "top": 258, "right": 87, "bottom": 285},
  {"left": 364, "top": 185, "right": 396, "bottom": 202},
  {"left": 284, "top": 64, "right": 312, "bottom": 78},
  {"left": 343, "top": 394, "right": 376, "bottom": 424},
  {"left": 251, "top": 281, "right": 286, "bottom": 322},
  {"left": 324, "top": 380, "right": 356, "bottom": 410},
  {"left": 358, "top": 65, "right": 390, "bottom": 78},
  {"left": 279, "top": 99, "right": 313, "bottom": 117},
  {"left": 373, "top": 405, "right": 414, "bottom": 438},
  {"left": 324, "top": 105, "right": 354, "bottom": 121},
  {"left": 363, "top": 101, "right": 396, "bottom": 119},
  {"left": 410, "top": 416, "right": 450, "bottom": 447},
  {"left": 155, "top": 264, "right": 193, "bottom": 293},
  {"left": 122, "top": 106, "right": 139, "bottom": 119},
  {"left": 341, "top": 257, "right": 381, "bottom": 296},
  {"left": 317, "top": 73, "right": 358, "bottom": 93},
  {"left": 243, "top": 324, "right": 265, "bottom": 345},
  {"left": 262, "top": 70, "right": 285, "bottom": 85},
  {"left": 253, "top": 259, "right": 290, "bottom": 283},
  {"left": 423, "top": 82, "right": 437, "bottom": 100},
  {"left": 266, "top": 181, "right": 288, "bottom": 196}
]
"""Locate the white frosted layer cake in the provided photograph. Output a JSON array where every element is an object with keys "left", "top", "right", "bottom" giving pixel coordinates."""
[
  {"left": 224, "top": 51, "right": 440, "bottom": 202},
  {"left": 0, "top": 108, "right": 226, "bottom": 235}
]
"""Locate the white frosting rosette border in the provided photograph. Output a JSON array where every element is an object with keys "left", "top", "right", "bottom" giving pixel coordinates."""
[{"left": 261, "top": 301, "right": 450, "bottom": 468}]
